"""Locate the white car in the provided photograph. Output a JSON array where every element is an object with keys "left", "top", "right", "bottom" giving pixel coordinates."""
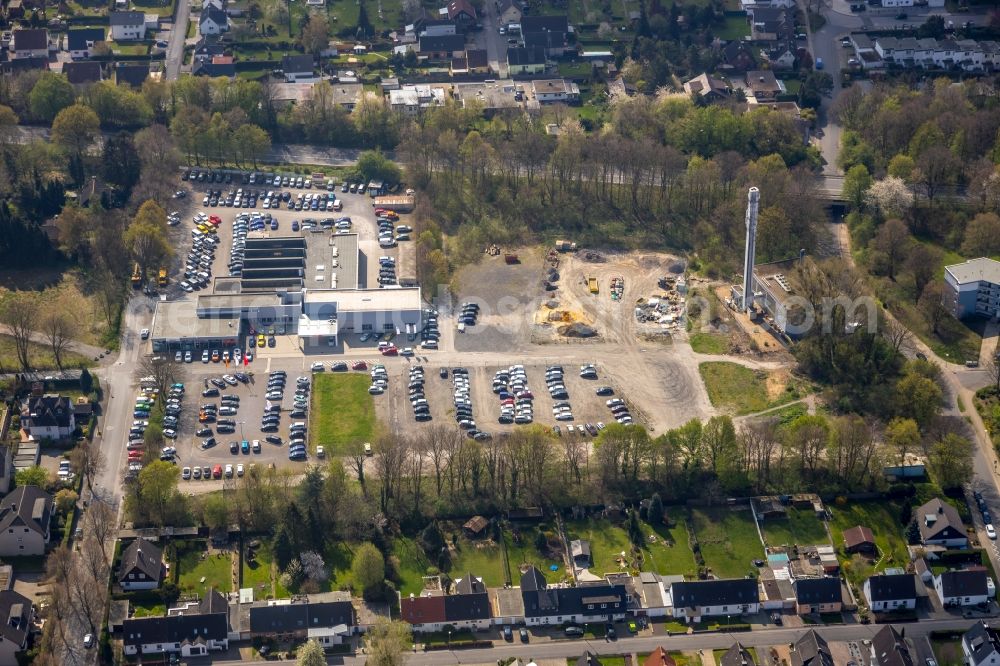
[
  {"left": 236, "top": 463, "right": 244, "bottom": 477},
  {"left": 181, "top": 466, "right": 191, "bottom": 479},
  {"left": 311, "top": 362, "right": 325, "bottom": 372},
  {"left": 317, "top": 446, "right": 325, "bottom": 458},
  {"left": 175, "top": 351, "right": 182, "bottom": 362},
  {"left": 140, "top": 328, "right": 150, "bottom": 340},
  {"left": 184, "top": 351, "right": 193, "bottom": 363},
  {"left": 988, "top": 524, "right": 997, "bottom": 540}
]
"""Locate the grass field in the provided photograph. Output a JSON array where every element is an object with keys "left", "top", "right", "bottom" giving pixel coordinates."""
[
  {"left": 132, "top": 0, "right": 176, "bottom": 17},
  {"left": 176, "top": 544, "right": 233, "bottom": 596},
  {"left": 931, "top": 637, "right": 965, "bottom": 666},
  {"left": 242, "top": 540, "right": 287, "bottom": 599},
  {"left": 715, "top": 15, "right": 750, "bottom": 40},
  {"left": 689, "top": 331, "right": 729, "bottom": 354},
  {"left": 0, "top": 334, "right": 93, "bottom": 372},
  {"left": 565, "top": 518, "right": 636, "bottom": 576},
  {"left": 505, "top": 523, "right": 566, "bottom": 584},
  {"left": 828, "top": 500, "right": 909, "bottom": 585},
  {"left": 760, "top": 508, "right": 829, "bottom": 547},
  {"left": 567, "top": 658, "right": 626, "bottom": 666},
  {"left": 131, "top": 600, "right": 166, "bottom": 617},
  {"left": 699, "top": 362, "right": 798, "bottom": 415},
  {"left": 447, "top": 534, "right": 510, "bottom": 589},
  {"left": 641, "top": 509, "right": 698, "bottom": 578},
  {"left": 690, "top": 507, "right": 763, "bottom": 579},
  {"left": 310, "top": 374, "right": 376, "bottom": 454}
]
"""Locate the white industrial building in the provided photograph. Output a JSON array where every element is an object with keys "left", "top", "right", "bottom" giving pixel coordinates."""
[{"left": 151, "top": 232, "right": 422, "bottom": 354}]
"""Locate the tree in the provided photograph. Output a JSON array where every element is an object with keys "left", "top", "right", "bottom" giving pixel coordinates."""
[
  {"left": 865, "top": 176, "right": 913, "bottom": 219},
  {"left": 365, "top": 619, "right": 411, "bottom": 666},
  {"left": 918, "top": 281, "right": 949, "bottom": 336},
  {"left": 843, "top": 164, "right": 872, "bottom": 210},
  {"left": 40, "top": 303, "right": 73, "bottom": 370},
  {"left": 200, "top": 492, "right": 229, "bottom": 531},
  {"left": 356, "top": 2, "right": 373, "bottom": 38},
  {"left": 54, "top": 488, "right": 78, "bottom": 513},
  {"left": 299, "top": 13, "right": 329, "bottom": 56},
  {"left": 79, "top": 367, "right": 93, "bottom": 394},
  {"left": 136, "top": 354, "right": 178, "bottom": 402},
  {"left": 68, "top": 442, "right": 106, "bottom": 494},
  {"left": 15, "top": 465, "right": 49, "bottom": 488},
  {"left": 101, "top": 132, "right": 142, "bottom": 194},
  {"left": 886, "top": 418, "right": 920, "bottom": 469},
  {"left": 231, "top": 123, "right": 271, "bottom": 168},
  {"left": 0, "top": 292, "right": 38, "bottom": 371},
  {"left": 29, "top": 72, "right": 75, "bottom": 123},
  {"left": 51, "top": 104, "right": 100, "bottom": 159},
  {"left": 300, "top": 551, "right": 329, "bottom": 584},
  {"left": 134, "top": 460, "right": 181, "bottom": 526},
  {"left": 870, "top": 218, "right": 911, "bottom": 281},
  {"left": 962, "top": 213, "right": 1000, "bottom": 258},
  {"left": 916, "top": 145, "right": 960, "bottom": 202},
  {"left": 893, "top": 372, "right": 942, "bottom": 428},
  {"left": 906, "top": 243, "right": 940, "bottom": 304},
  {"left": 125, "top": 200, "right": 172, "bottom": 274},
  {"left": 928, "top": 433, "right": 974, "bottom": 490},
  {"left": 887, "top": 154, "right": 916, "bottom": 182},
  {"left": 351, "top": 542, "right": 384, "bottom": 593},
  {"left": 648, "top": 492, "right": 664, "bottom": 526},
  {"left": 297, "top": 639, "right": 326, "bottom": 666}
]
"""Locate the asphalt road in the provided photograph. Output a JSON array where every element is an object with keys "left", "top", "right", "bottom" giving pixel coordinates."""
[{"left": 164, "top": 0, "right": 190, "bottom": 80}]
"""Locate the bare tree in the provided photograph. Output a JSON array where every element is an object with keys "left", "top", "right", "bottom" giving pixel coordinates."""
[
  {"left": 69, "top": 441, "right": 107, "bottom": 495},
  {"left": 137, "top": 355, "right": 179, "bottom": 403},
  {"left": 0, "top": 292, "right": 37, "bottom": 370},
  {"left": 881, "top": 315, "right": 913, "bottom": 355},
  {"left": 373, "top": 435, "right": 408, "bottom": 514},
  {"left": 83, "top": 496, "right": 118, "bottom": 561},
  {"left": 988, "top": 354, "right": 1000, "bottom": 393},
  {"left": 40, "top": 305, "right": 73, "bottom": 369}
]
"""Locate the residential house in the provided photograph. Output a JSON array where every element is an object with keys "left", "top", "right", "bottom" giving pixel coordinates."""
[
  {"left": 6, "top": 0, "right": 24, "bottom": 19},
  {"left": 498, "top": 0, "right": 522, "bottom": 27},
  {"left": 531, "top": 79, "right": 580, "bottom": 103},
  {"left": 192, "top": 55, "right": 235, "bottom": 78},
  {"left": 465, "top": 48, "right": 489, "bottom": 73},
  {"left": 520, "top": 566, "right": 628, "bottom": 626},
  {"left": 202, "top": 0, "right": 223, "bottom": 11},
  {"left": 417, "top": 19, "right": 457, "bottom": 37},
  {"left": 0, "top": 486, "right": 52, "bottom": 557},
  {"left": 110, "top": 11, "right": 147, "bottom": 41},
  {"left": 870, "top": 624, "right": 915, "bottom": 666},
  {"left": 683, "top": 73, "right": 731, "bottom": 102},
  {"left": 668, "top": 579, "right": 760, "bottom": 622},
  {"left": 400, "top": 572, "right": 492, "bottom": 632},
  {"left": 916, "top": 498, "right": 968, "bottom": 548},
  {"left": 843, "top": 525, "right": 876, "bottom": 554},
  {"left": 790, "top": 629, "right": 834, "bottom": 666},
  {"left": 645, "top": 646, "right": 679, "bottom": 665},
  {"left": 963, "top": 620, "right": 1000, "bottom": 666},
  {"left": 507, "top": 46, "right": 546, "bottom": 75},
  {"left": 793, "top": 577, "right": 842, "bottom": 615},
  {"left": 0, "top": 590, "right": 33, "bottom": 665},
  {"left": 114, "top": 63, "right": 149, "bottom": 88},
  {"left": 863, "top": 573, "right": 917, "bottom": 612},
  {"left": 249, "top": 597, "right": 356, "bottom": 646},
  {"left": 454, "top": 80, "right": 521, "bottom": 114},
  {"left": 418, "top": 34, "right": 466, "bottom": 59},
  {"left": 118, "top": 538, "right": 165, "bottom": 591},
  {"left": 446, "top": 0, "right": 477, "bottom": 29},
  {"left": 193, "top": 38, "right": 226, "bottom": 59},
  {"left": 720, "top": 40, "right": 756, "bottom": 71},
  {"left": 607, "top": 78, "right": 636, "bottom": 102},
  {"left": 765, "top": 44, "right": 796, "bottom": 70},
  {"left": 281, "top": 54, "right": 314, "bottom": 82},
  {"left": 388, "top": 84, "right": 445, "bottom": 115},
  {"left": 740, "top": 0, "right": 795, "bottom": 9},
  {"left": 21, "top": 395, "right": 75, "bottom": 440},
  {"left": 748, "top": 7, "right": 793, "bottom": 43},
  {"left": 570, "top": 540, "right": 591, "bottom": 568},
  {"left": 0, "top": 58, "right": 48, "bottom": 74},
  {"left": 12, "top": 29, "right": 48, "bottom": 59},
  {"left": 67, "top": 27, "right": 106, "bottom": 59},
  {"left": 199, "top": 6, "right": 228, "bottom": 36},
  {"left": 123, "top": 589, "right": 230, "bottom": 657},
  {"left": 521, "top": 15, "right": 569, "bottom": 57},
  {"left": 719, "top": 641, "right": 757, "bottom": 666},
  {"left": 330, "top": 83, "right": 363, "bottom": 110},
  {"left": 934, "top": 569, "right": 989, "bottom": 607},
  {"left": 745, "top": 70, "right": 783, "bottom": 102}
]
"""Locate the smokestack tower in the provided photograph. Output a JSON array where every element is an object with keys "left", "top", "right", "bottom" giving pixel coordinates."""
[{"left": 742, "top": 187, "right": 760, "bottom": 313}]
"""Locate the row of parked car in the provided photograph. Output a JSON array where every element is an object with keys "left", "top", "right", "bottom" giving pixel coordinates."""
[
  {"left": 458, "top": 302, "right": 480, "bottom": 328},
  {"left": 369, "top": 364, "right": 388, "bottom": 396},
  {"left": 606, "top": 397, "right": 634, "bottom": 425},
  {"left": 179, "top": 215, "right": 220, "bottom": 292},
  {"left": 453, "top": 367, "right": 475, "bottom": 431},
  {"left": 495, "top": 365, "right": 533, "bottom": 425},
  {"left": 408, "top": 366, "right": 431, "bottom": 421},
  {"left": 378, "top": 255, "right": 397, "bottom": 288}
]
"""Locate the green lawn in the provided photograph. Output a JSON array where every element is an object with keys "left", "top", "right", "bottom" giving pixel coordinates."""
[
  {"left": 0, "top": 333, "right": 93, "bottom": 371},
  {"left": 131, "top": 600, "right": 166, "bottom": 617},
  {"left": 715, "top": 15, "right": 750, "bottom": 40},
  {"left": 176, "top": 543, "right": 233, "bottom": 596},
  {"left": 931, "top": 638, "right": 965, "bottom": 666},
  {"left": 828, "top": 500, "right": 910, "bottom": 586},
  {"left": 110, "top": 41, "right": 151, "bottom": 56},
  {"left": 567, "top": 658, "right": 626, "bottom": 666},
  {"left": 132, "top": 0, "right": 176, "bottom": 17},
  {"left": 760, "top": 508, "right": 829, "bottom": 547},
  {"left": 690, "top": 507, "right": 763, "bottom": 579},
  {"left": 391, "top": 535, "right": 432, "bottom": 595},
  {"left": 641, "top": 510, "right": 698, "bottom": 578},
  {"left": 557, "top": 61, "right": 592, "bottom": 79},
  {"left": 699, "top": 362, "right": 799, "bottom": 415},
  {"left": 447, "top": 534, "right": 510, "bottom": 589},
  {"left": 310, "top": 373, "right": 376, "bottom": 454},
  {"left": 504, "top": 523, "right": 566, "bottom": 584},
  {"left": 242, "top": 540, "right": 287, "bottom": 599},
  {"left": 689, "top": 331, "right": 729, "bottom": 354},
  {"left": 565, "top": 518, "right": 638, "bottom": 576}
]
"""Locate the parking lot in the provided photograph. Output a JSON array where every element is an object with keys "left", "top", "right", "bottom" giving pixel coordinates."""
[{"left": 378, "top": 361, "right": 638, "bottom": 439}]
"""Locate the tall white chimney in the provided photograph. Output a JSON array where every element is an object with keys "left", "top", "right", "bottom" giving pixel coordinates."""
[{"left": 743, "top": 187, "right": 760, "bottom": 313}]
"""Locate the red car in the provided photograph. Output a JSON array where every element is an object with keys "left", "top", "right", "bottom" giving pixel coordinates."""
[
  {"left": 212, "top": 464, "right": 223, "bottom": 479},
  {"left": 351, "top": 361, "right": 367, "bottom": 370},
  {"left": 381, "top": 346, "right": 398, "bottom": 356}
]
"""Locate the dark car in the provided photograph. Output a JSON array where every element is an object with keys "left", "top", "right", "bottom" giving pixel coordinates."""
[
  {"left": 502, "top": 626, "right": 513, "bottom": 642},
  {"left": 230, "top": 441, "right": 239, "bottom": 453},
  {"left": 331, "top": 362, "right": 348, "bottom": 371},
  {"left": 605, "top": 625, "right": 616, "bottom": 641},
  {"left": 518, "top": 628, "right": 528, "bottom": 643},
  {"left": 564, "top": 626, "right": 584, "bottom": 637},
  {"left": 265, "top": 435, "right": 283, "bottom": 445},
  {"left": 195, "top": 427, "right": 212, "bottom": 437},
  {"left": 210, "top": 378, "right": 226, "bottom": 388},
  {"left": 202, "top": 387, "right": 220, "bottom": 397}
]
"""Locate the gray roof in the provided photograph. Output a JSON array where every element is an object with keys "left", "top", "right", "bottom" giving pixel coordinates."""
[
  {"left": 24, "top": 395, "right": 73, "bottom": 429},
  {"left": 0, "top": 486, "right": 51, "bottom": 537},
  {"left": 670, "top": 578, "right": 759, "bottom": 608},
  {"left": 12, "top": 28, "right": 47, "bottom": 50},
  {"left": 871, "top": 624, "right": 914, "bottom": 666},
  {"left": 453, "top": 572, "right": 485, "bottom": 595},
  {"left": 200, "top": 5, "right": 228, "bottom": 26},
  {"left": 118, "top": 537, "right": 164, "bottom": 583},
  {"left": 938, "top": 569, "right": 988, "bottom": 598},
  {"left": 865, "top": 573, "right": 916, "bottom": 602},
  {"left": 791, "top": 629, "right": 833, "bottom": 666},
  {"left": 946, "top": 257, "right": 1000, "bottom": 286},
  {"left": 965, "top": 621, "right": 1000, "bottom": 666},
  {"left": 0, "top": 590, "right": 31, "bottom": 649},
  {"left": 110, "top": 11, "right": 144, "bottom": 25},
  {"left": 281, "top": 54, "right": 313, "bottom": 74},
  {"left": 794, "top": 577, "right": 842, "bottom": 605},
  {"left": 721, "top": 641, "right": 758, "bottom": 666},
  {"left": 917, "top": 498, "right": 966, "bottom": 543},
  {"left": 249, "top": 600, "right": 355, "bottom": 634}
]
